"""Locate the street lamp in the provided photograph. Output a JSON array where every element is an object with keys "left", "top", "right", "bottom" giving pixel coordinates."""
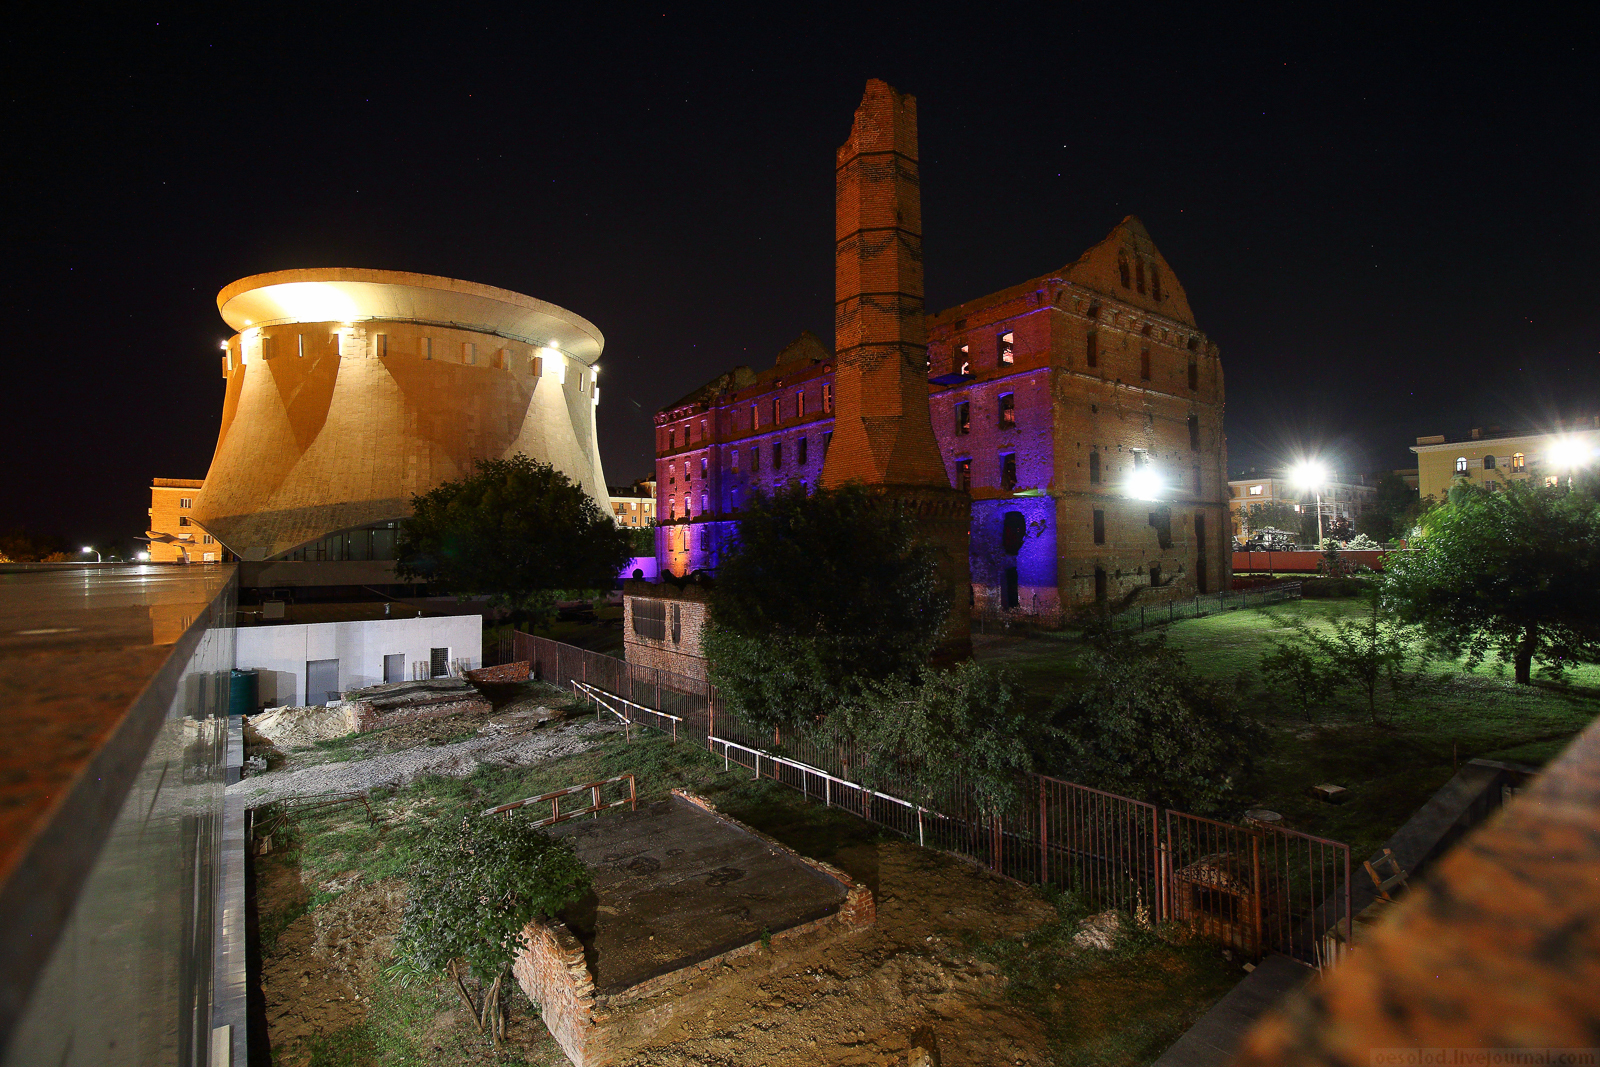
[
  {"left": 1290, "top": 461, "right": 1329, "bottom": 544},
  {"left": 82, "top": 546, "right": 101, "bottom": 563}
]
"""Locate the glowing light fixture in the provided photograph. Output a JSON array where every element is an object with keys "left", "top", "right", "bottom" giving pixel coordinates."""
[
  {"left": 254, "top": 282, "right": 359, "bottom": 324},
  {"left": 219, "top": 341, "right": 229, "bottom": 351},
  {"left": 1549, "top": 436, "right": 1596, "bottom": 470},
  {"left": 82, "top": 546, "right": 101, "bottom": 563},
  {"left": 1126, "top": 466, "right": 1164, "bottom": 501},
  {"left": 1291, "top": 460, "right": 1330, "bottom": 542}
]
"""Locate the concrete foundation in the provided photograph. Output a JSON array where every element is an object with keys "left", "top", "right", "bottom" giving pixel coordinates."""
[{"left": 514, "top": 790, "right": 874, "bottom": 1066}]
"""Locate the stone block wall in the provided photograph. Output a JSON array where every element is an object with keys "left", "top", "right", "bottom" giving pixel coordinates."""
[
  {"left": 344, "top": 695, "right": 489, "bottom": 733},
  {"left": 465, "top": 660, "right": 530, "bottom": 684}
]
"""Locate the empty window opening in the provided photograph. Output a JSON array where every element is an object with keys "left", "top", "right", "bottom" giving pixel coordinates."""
[
  {"left": 797, "top": 390, "right": 806, "bottom": 417},
  {"left": 999, "top": 393, "right": 1016, "bottom": 428},
  {"left": 1484, "top": 455, "right": 1497, "bottom": 470},
  {"left": 731, "top": 449, "right": 739, "bottom": 471},
  {"left": 1087, "top": 301, "right": 1101, "bottom": 319},
  {"left": 1148, "top": 507, "right": 1173, "bottom": 549},
  {"left": 956, "top": 458, "right": 971, "bottom": 491},
  {"left": 798, "top": 436, "right": 808, "bottom": 465},
  {"left": 1002, "top": 511, "right": 1026, "bottom": 555},
  {"left": 700, "top": 457, "right": 708, "bottom": 478},
  {"left": 823, "top": 382, "right": 833, "bottom": 413},
  {"left": 670, "top": 604, "right": 681, "bottom": 644},
  {"left": 1140, "top": 349, "right": 1152, "bottom": 380},
  {"left": 1193, "top": 464, "right": 1202, "bottom": 494},
  {"left": 1188, "top": 414, "right": 1201, "bottom": 451},
  {"left": 751, "top": 403, "right": 759, "bottom": 429},
  {"left": 1151, "top": 264, "right": 1162, "bottom": 301},
  {"left": 1002, "top": 566, "right": 1019, "bottom": 610},
  {"left": 1135, "top": 258, "right": 1146, "bottom": 294},
  {"left": 1188, "top": 359, "right": 1198, "bottom": 390},
  {"left": 1118, "top": 256, "right": 1131, "bottom": 288},
  {"left": 1086, "top": 330, "right": 1099, "bottom": 368},
  {"left": 751, "top": 447, "right": 760, "bottom": 472},
  {"left": 1188, "top": 335, "right": 1199, "bottom": 352},
  {"left": 374, "top": 333, "right": 388, "bottom": 358},
  {"left": 1001, "top": 452, "right": 1018, "bottom": 491},
  {"left": 1095, "top": 567, "right": 1108, "bottom": 602},
  {"left": 999, "top": 331, "right": 1015, "bottom": 364},
  {"left": 1089, "top": 451, "right": 1102, "bottom": 485},
  {"left": 429, "top": 648, "right": 449, "bottom": 678},
  {"left": 669, "top": 428, "right": 677, "bottom": 450},
  {"left": 823, "top": 429, "right": 833, "bottom": 453},
  {"left": 1093, "top": 509, "right": 1106, "bottom": 544},
  {"left": 956, "top": 401, "right": 971, "bottom": 435},
  {"left": 773, "top": 398, "right": 782, "bottom": 424},
  {"left": 1150, "top": 564, "right": 1161, "bottom": 586},
  {"left": 773, "top": 441, "right": 783, "bottom": 468}
]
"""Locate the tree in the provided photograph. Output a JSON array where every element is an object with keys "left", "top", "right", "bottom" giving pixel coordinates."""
[
  {"left": 702, "top": 484, "right": 947, "bottom": 734},
  {"left": 1242, "top": 501, "right": 1300, "bottom": 533},
  {"left": 1259, "top": 642, "right": 1338, "bottom": 722},
  {"left": 395, "top": 455, "right": 632, "bottom": 627},
  {"left": 396, "top": 813, "right": 591, "bottom": 1045},
  {"left": 1355, "top": 471, "right": 1421, "bottom": 543},
  {"left": 842, "top": 662, "right": 1047, "bottom": 818},
  {"left": 1262, "top": 595, "right": 1417, "bottom": 724},
  {"left": 1049, "top": 636, "right": 1263, "bottom": 813},
  {"left": 1385, "top": 479, "right": 1600, "bottom": 684}
]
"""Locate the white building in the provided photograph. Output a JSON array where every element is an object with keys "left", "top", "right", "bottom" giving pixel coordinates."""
[
  {"left": 236, "top": 614, "right": 482, "bottom": 708},
  {"left": 1227, "top": 473, "right": 1377, "bottom": 537}
]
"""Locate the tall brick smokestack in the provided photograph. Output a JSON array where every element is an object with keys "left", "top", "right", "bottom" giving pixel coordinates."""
[{"left": 823, "top": 80, "right": 971, "bottom": 658}]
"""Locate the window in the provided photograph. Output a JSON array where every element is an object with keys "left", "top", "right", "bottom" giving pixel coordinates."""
[
  {"left": 958, "top": 341, "right": 970, "bottom": 366},
  {"left": 1002, "top": 567, "right": 1019, "bottom": 609},
  {"left": 731, "top": 449, "right": 739, "bottom": 471},
  {"left": 750, "top": 447, "right": 760, "bottom": 472},
  {"left": 1140, "top": 348, "right": 1151, "bottom": 380},
  {"left": 955, "top": 401, "right": 970, "bottom": 435},
  {"left": 1512, "top": 452, "right": 1526, "bottom": 472},
  {"left": 420, "top": 337, "right": 432, "bottom": 359},
  {"left": 1188, "top": 414, "right": 1200, "bottom": 450},
  {"left": 1151, "top": 264, "right": 1162, "bottom": 301},
  {"left": 1148, "top": 507, "right": 1173, "bottom": 549},
  {"left": 671, "top": 604, "right": 682, "bottom": 644},
  {"left": 1002, "top": 511, "right": 1026, "bottom": 554},
  {"left": 1086, "top": 330, "right": 1098, "bottom": 368},
  {"left": 701, "top": 494, "right": 708, "bottom": 513},
  {"left": 1150, "top": 564, "right": 1161, "bottom": 586},
  {"left": 1193, "top": 464, "right": 1202, "bottom": 494},
  {"left": 375, "top": 333, "right": 388, "bottom": 357},
  {"left": 202, "top": 534, "right": 214, "bottom": 544},
  {"left": 823, "top": 430, "right": 832, "bottom": 453},
  {"left": 1135, "top": 258, "right": 1146, "bottom": 294},
  {"left": 999, "top": 393, "right": 1016, "bottom": 428},
  {"left": 998, "top": 330, "right": 1014, "bottom": 364},
  {"left": 178, "top": 516, "right": 191, "bottom": 526},
  {"left": 751, "top": 403, "right": 759, "bottom": 429},
  {"left": 1095, "top": 567, "right": 1107, "bottom": 602},
  {"left": 462, "top": 342, "right": 475, "bottom": 364},
  {"left": 1188, "top": 358, "right": 1198, "bottom": 390},
  {"left": 1249, "top": 484, "right": 1263, "bottom": 496},
  {"left": 1187, "top": 335, "right": 1199, "bottom": 352},
  {"left": 797, "top": 390, "right": 806, "bottom": 417},
  {"left": 1001, "top": 452, "right": 1017, "bottom": 491},
  {"left": 798, "top": 436, "right": 808, "bottom": 465},
  {"left": 1483, "top": 455, "right": 1497, "bottom": 470},
  {"left": 1455, "top": 457, "right": 1469, "bottom": 473},
  {"left": 700, "top": 458, "right": 708, "bottom": 479},
  {"left": 1545, "top": 476, "right": 1560, "bottom": 488},
  {"left": 1133, "top": 449, "right": 1150, "bottom": 470},
  {"left": 1093, "top": 509, "right": 1106, "bottom": 544},
  {"left": 956, "top": 458, "right": 971, "bottom": 491},
  {"left": 179, "top": 497, "right": 192, "bottom": 508},
  {"left": 823, "top": 382, "right": 833, "bottom": 413},
  {"left": 669, "top": 428, "right": 677, "bottom": 450},
  {"left": 633, "top": 599, "right": 666, "bottom": 641},
  {"left": 773, "top": 441, "right": 783, "bottom": 468},
  {"left": 1118, "top": 256, "right": 1131, "bottom": 288},
  {"left": 773, "top": 397, "right": 782, "bottom": 424},
  {"left": 429, "top": 648, "right": 449, "bottom": 678},
  {"left": 668, "top": 463, "right": 676, "bottom": 484},
  {"left": 297, "top": 333, "right": 305, "bottom": 358}
]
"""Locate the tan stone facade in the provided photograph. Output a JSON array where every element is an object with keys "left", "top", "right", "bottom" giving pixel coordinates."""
[
  {"left": 146, "top": 478, "right": 217, "bottom": 562},
  {"left": 194, "top": 269, "right": 610, "bottom": 562},
  {"left": 1412, "top": 419, "right": 1600, "bottom": 500}
]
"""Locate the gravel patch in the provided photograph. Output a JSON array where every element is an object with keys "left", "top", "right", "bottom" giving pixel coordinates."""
[{"left": 230, "top": 718, "right": 618, "bottom": 807}]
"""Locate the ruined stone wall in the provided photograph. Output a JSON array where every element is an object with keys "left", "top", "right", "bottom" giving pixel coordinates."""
[{"left": 621, "top": 583, "right": 711, "bottom": 681}]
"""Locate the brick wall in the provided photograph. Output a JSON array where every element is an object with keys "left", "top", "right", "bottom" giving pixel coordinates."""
[
  {"left": 344, "top": 695, "right": 489, "bottom": 733},
  {"left": 621, "top": 582, "right": 711, "bottom": 681},
  {"left": 464, "top": 661, "right": 530, "bottom": 684}
]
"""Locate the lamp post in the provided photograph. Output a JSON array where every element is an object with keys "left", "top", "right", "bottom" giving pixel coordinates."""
[
  {"left": 81, "top": 546, "right": 101, "bottom": 563},
  {"left": 1291, "top": 462, "right": 1329, "bottom": 545}
]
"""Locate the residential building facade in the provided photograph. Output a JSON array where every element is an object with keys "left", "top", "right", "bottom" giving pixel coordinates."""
[
  {"left": 1411, "top": 419, "right": 1600, "bottom": 500},
  {"left": 1227, "top": 474, "right": 1377, "bottom": 538},
  {"left": 146, "top": 478, "right": 220, "bottom": 562},
  {"left": 608, "top": 478, "right": 656, "bottom": 528}
]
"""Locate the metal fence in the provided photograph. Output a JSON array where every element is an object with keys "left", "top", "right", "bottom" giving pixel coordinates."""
[
  {"left": 517, "top": 630, "right": 1350, "bottom": 961},
  {"left": 1104, "top": 581, "right": 1302, "bottom": 634}
]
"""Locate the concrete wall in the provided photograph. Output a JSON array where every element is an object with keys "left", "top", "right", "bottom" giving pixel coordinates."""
[{"left": 235, "top": 615, "right": 481, "bottom": 707}]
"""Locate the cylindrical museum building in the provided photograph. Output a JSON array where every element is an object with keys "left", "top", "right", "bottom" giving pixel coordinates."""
[{"left": 196, "top": 268, "right": 610, "bottom": 564}]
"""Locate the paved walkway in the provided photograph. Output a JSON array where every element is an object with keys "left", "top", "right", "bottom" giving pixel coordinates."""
[{"left": 1151, "top": 954, "right": 1314, "bottom": 1067}]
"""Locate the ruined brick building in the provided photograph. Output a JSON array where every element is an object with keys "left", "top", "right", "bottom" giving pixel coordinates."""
[{"left": 651, "top": 89, "right": 1227, "bottom": 621}]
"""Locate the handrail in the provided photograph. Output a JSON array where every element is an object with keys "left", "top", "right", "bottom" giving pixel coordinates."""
[
  {"left": 483, "top": 772, "right": 637, "bottom": 827},
  {"left": 572, "top": 679, "right": 682, "bottom": 742}
]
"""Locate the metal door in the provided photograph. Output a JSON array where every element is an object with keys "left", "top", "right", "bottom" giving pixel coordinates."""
[
  {"left": 306, "top": 659, "right": 340, "bottom": 705},
  {"left": 383, "top": 653, "right": 405, "bottom": 683}
]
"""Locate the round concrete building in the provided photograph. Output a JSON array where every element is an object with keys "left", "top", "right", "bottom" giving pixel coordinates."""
[{"left": 195, "top": 268, "right": 610, "bottom": 565}]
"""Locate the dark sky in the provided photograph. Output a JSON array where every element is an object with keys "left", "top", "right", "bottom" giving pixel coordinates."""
[{"left": 5, "top": 7, "right": 1597, "bottom": 552}]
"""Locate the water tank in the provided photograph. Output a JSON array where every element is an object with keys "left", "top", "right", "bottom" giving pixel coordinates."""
[{"left": 229, "top": 669, "right": 258, "bottom": 717}]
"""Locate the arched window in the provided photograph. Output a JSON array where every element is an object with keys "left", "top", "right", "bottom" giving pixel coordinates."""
[
  {"left": 1455, "top": 457, "right": 1469, "bottom": 473},
  {"left": 1135, "top": 258, "right": 1146, "bottom": 294},
  {"left": 1118, "top": 256, "right": 1131, "bottom": 288},
  {"left": 1512, "top": 452, "right": 1526, "bottom": 472},
  {"left": 1484, "top": 455, "right": 1497, "bottom": 470}
]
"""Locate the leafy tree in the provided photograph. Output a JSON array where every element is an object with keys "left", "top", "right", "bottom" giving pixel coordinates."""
[
  {"left": 1385, "top": 479, "right": 1600, "bottom": 684},
  {"left": 395, "top": 454, "right": 631, "bottom": 627},
  {"left": 396, "top": 813, "right": 591, "bottom": 1045},
  {"left": 1259, "top": 641, "right": 1338, "bottom": 722},
  {"left": 1356, "top": 471, "right": 1424, "bottom": 543},
  {"left": 842, "top": 662, "right": 1047, "bottom": 818},
  {"left": 1242, "top": 501, "right": 1301, "bottom": 533},
  {"left": 702, "top": 484, "right": 947, "bottom": 733},
  {"left": 1049, "top": 636, "right": 1263, "bottom": 813},
  {"left": 1262, "top": 596, "right": 1416, "bottom": 723}
]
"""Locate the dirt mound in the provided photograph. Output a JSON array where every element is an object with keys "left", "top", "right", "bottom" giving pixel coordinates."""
[{"left": 248, "top": 704, "right": 352, "bottom": 749}]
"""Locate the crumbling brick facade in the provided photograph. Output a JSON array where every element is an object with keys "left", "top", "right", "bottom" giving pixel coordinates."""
[{"left": 620, "top": 580, "right": 711, "bottom": 682}]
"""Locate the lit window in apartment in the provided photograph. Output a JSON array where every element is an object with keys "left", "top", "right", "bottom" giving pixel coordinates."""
[
  {"left": 375, "top": 333, "right": 388, "bottom": 357},
  {"left": 1188, "top": 414, "right": 1200, "bottom": 450},
  {"left": 1512, "top": 452, "right": 1526, "bottom": 472},
  {"left": 1140, "top": 348, "right": 1151, "bottom": 380},
  {"left": 956, "top": 401, "right": 970, "bottom": 435},
  {"left": 1456, "top": 457, "right": 1469, "bottom": 473},
  {"left": 999, "top": 393, "right": 1016, "bottom": 428},
  {"left": 1093, "top": 509, "right": 1105, "bottom": 544},
  {"left": 1086, "top": 330, "right": 1098, "bottom": 368},
  {"left": 823, "top": 382, "right": 833, "bottom": 413},
  {"left": 1001, "top": 452, "right": 1017, "bottom": 491},
  {"left": 1545, "top": 476, "right": 1559, "bottom": 487},
  {"left": 998, "top": 331, "right": 1014, "bottom": 364},
  {"left": 798, "top": 436, "right": 808, "bottom": 465},
  {"left": 1089, "top": 451, "right": 1101, "bottom": 485},
  {"left": 773, "top": 441, "right": 783, "bottom": 468},
  {"left": 956, "top": 458, "right": 971, "bottom": 491},
  {"left": 1249, "top": 484, "right": 1263, "bottom": 496},
  {"left": 179, "top": 498, "right": 192, "bottom": 508}
]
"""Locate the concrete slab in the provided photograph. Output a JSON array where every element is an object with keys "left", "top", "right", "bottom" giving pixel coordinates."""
[
  {"left": 1152, "top": 954, "right": 1315, "bottom": 1067},
  {"left": 550, "top": 794, "right": 849, "bottom": 995}
]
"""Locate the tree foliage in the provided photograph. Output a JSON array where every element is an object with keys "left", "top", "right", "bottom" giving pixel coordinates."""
[
  {"left": 842, "top": 662, "right": 1047, "bottom": 818},
  {"left": 1355, "top": 471, "right": 1424, "bottom": 544},
  {"left": 397, "top": 812, "right": 591, "bottom": 1043},
  {"left": 1049, "top": 636, "right": 1263, "bottom": 813},
  {"left": 1262, "top": 595, "right": 1417, "bottom": 724},
  {"left": 395, "top": 454, "right": 631, "bottom": 626},
  {"left": 703, "top": 484, "right": 948, "bottom": 733},
  {"left": 1384, "top": 479, "right": 1600, "bottom": 684}
]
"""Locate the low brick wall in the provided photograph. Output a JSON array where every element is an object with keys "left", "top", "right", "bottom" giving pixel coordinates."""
[
  {"left": 512, "top": 789, "right": 874, "bottom": 1066},
  {"left": 344, "top": 696, "right": 490, "bottom": 733},
  {"left": 465, "top": 660, "right": 531, "bottom": 684}
]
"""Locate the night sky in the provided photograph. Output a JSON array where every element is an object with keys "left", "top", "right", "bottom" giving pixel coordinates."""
[{"left": 6, "top": 8, "right": 1597, "bottom": 553}]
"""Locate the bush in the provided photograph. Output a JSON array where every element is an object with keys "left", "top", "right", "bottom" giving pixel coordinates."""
[
  {"left": 1048, "top": 636, "right": 1263, "bottom": 813},
  {"left": 396, "top": 812, "right": 590, "bottom": 1044}
]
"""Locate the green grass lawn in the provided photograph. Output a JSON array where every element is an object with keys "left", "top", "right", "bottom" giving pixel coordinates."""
[{"left": 978, "top": 598, "right": 1600, "bottom": 859}]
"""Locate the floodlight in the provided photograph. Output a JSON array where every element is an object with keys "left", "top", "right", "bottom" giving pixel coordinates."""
[
  {"left": 1291, "top": 461, "right": 1328, "bottom": 490},
  {"left": 1127, "top": 466, "right": 1164, "bottom": 501},
  {"left": 1549, "top": 437, "right": 1595, "bottom": 470}
]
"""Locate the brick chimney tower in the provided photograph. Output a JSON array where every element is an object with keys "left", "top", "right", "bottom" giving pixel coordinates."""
[{"left": 823, "top": 80, "right": 971, "bottom": 658}]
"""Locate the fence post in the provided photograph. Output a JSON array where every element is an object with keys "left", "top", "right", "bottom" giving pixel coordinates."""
[
  {"left": 991, "top": 814, "right": 1001, "bottom": 872},
  {"left": 1250, "top": 832, "right": 1263, "bottom": 957},
  {"left": 1140, "top": 605, "right": 1145, "bottom": 631},
  {"left": 1039, "top": 778, "right": 1049, "bottom": 886}
]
